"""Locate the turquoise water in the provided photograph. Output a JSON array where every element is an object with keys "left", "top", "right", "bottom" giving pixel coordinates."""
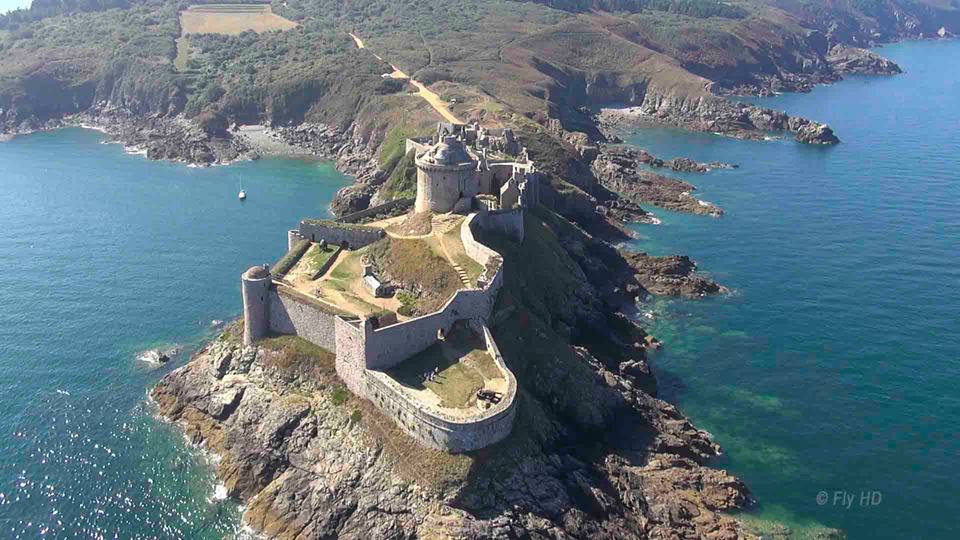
[
  {"left": 626, "top": 40, "right": 959, "bottom": 538},
  {"left": 0, "top": 128, "right": 349, "bottom": 537}
]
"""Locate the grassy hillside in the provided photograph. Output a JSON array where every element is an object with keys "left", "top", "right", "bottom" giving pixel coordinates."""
[{"left": 1, "top": 0, "right": 957, "bottom": 136}]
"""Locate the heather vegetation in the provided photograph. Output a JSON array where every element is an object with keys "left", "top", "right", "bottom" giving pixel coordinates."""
[{"left": 1, "top": 0, "right": 957, "bottom": 140}]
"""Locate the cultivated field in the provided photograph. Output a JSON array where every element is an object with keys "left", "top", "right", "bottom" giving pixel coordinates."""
[{"left": 179, "top": 4, "right": 297, "bottom": 35}]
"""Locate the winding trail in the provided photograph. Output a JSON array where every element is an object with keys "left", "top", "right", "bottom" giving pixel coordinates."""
[{"left": 349, "top": 32, "right": 462, "bottom": 124}]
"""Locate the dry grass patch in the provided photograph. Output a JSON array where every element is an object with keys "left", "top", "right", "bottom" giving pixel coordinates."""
[
  {"left": 387, "top": 211, "right": 433, "bottom": 236},
  {"left": 367, "top": 237, "right": 460, "bottom": 313},
  {"left": 180, "top": 4, "right": 297, "bottom": 36}
]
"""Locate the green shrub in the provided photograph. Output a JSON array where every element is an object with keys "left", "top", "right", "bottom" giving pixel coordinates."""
[{"left": 330, "top": 387, "right": 350, "bottom": 406}]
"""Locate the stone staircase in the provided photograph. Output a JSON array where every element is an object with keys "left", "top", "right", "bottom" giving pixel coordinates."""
[
  {"left": 433, "top": 215, "right": 471, "bottom": 287},
  {"left": 451, "top": 262, "right": 471, "bottom": 287}
]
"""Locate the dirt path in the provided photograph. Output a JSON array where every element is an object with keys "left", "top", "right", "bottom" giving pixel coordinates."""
[{"left": 349, "top": 32, "right": 462, "bottom": 124}]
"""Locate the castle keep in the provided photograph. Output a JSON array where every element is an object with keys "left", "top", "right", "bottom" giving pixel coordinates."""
[{"left": 241, "top": 123, "right": 540, "bottom": 453}]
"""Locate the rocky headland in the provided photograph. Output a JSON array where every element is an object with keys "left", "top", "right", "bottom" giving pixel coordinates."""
[
  {"left": 595, "top": 100, "right": 841, "bottom": 146},
  {"left": 591, "top": 147, "right": 724, "bottom": 217}
]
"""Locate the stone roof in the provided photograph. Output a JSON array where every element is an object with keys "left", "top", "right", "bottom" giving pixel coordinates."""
[
  {"left": 245, "top": 265, "right": 270, "bottom": 279},
  {"left": 419, "top": 136, "right": 475, "bottom": 167}
]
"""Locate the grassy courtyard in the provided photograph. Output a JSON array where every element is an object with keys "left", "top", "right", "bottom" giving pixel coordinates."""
[{"left": 387, "top": 323, "right": 504, "bottom": 410}]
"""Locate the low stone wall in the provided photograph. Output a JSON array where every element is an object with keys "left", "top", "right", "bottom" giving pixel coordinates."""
[
  {"left": 336, "top": 198, "right": 414, "bottom": 224},
  {"left": 298, "top": 219, "right": 385, "bottom": 249},
  {"left": 364, "top": 323, "right": 517, "bottom": 453},
  {"left": 309, "top": 245, "right": 343, "bottom": 280},
  {"left": 268, "top": 286, "right": 341, "bottom": 353}
]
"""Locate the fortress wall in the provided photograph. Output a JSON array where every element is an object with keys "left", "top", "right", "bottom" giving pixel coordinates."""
[
  {"left": 363, "top": 323, "right": 517, "bottom": 453},
  {"left": 267, "top": 286, "right": 339, "bottom": 353},
  {"left": 460, "top": 213, "right": 502, "bottom": 267},
  {"left": 335, "top": 317, "right": 368, "bottom": 397},
  {"left": 298, "top": 220, "right": 385, "bottom": 249},
  {"left": 336, "top": 198, "right": 414, "bottom": 224},
  {"left": 477, "top": 208, "right": 524, "bottom": 243},
  {"left": 362, "top": 271, "right": 502, "bottom": 371}
]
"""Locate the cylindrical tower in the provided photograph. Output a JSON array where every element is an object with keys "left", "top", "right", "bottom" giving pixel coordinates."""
[
  {"left": 415, "top": 136, "right": 478, "bottom": 213},
  {"left": 241, "top": 265, "right": 272, "bottom": 345}
]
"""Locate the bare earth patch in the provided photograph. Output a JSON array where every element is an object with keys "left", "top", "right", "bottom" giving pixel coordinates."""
[{"left": 180, "top": 4, "right": 297, "bottom": 35}]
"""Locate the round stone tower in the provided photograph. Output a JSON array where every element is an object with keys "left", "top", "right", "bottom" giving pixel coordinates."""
[
  {"left": 241, "top": 265, "right": 272, "bottom": 345},
  {"left": 415, "top": 136, "right": 478, "bottom": 213}
]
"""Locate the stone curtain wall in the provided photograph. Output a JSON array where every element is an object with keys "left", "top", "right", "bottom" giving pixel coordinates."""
[
  {"left": 268, "top": 286, "right": 340, "bottom": 353},
  {"left": 461, "top": 213, "right": 504, "bottom": 266},
  {"left": 298, "top": 220, "right": 385, "bottom": 249},
  {"left": 336, "top": 199, "right": 414, "bottom": 224},
  {"left": 362, "top": 281, "right": 502, "bottom": 370},
  {"left": 476, "top": 208, "right": 524, "bottom": 243},
  {"left": 364, "top": 324, "right": 517, "bottom": 452}
]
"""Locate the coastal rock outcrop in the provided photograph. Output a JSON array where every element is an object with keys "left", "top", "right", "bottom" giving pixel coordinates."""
[
  {"left": 632, "top": 149, "right": 737, "bottom": 173},
  {"left": 621, "top": 252, "right": 724, "bottom": 298},
  {"left": 794, "top": 121, "right": 840, "bottom": 145},
  {"left": 591, "top": 147, "right": 724, "bottom": 217},
  {"left": 152, "top": 327, "right": 754, "bottom": 540},
  {"left": 595, "top": 92, "right": 842, "bottom": 146},
  {"left": 826, "top": 45, "right": 903, "bottom": 76}
]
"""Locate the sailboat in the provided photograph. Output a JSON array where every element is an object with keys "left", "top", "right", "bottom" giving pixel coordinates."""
[{"left": 238, "top": 177, "right": 247, "bottom": 200}]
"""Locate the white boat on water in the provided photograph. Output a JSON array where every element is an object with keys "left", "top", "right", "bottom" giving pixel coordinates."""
[{"left": 238, "top": 189, "right": 247, "bottom": 200}]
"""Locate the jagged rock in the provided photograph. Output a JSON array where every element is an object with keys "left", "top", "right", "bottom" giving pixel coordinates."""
[
  {"left": 592, "top": 147, "right": 724, "bottom": 217},
  {"left": 794, "top": 122, "right": 840, "bottom": 145},
  {"left": 826, "top": 45, "right": 902, "bottom": 76},
  {"left": 622, "top": 251, "right": 724, "bottom": 298},
  {"left": 152, "top": 315, "right": 755, "bottom": 540}
]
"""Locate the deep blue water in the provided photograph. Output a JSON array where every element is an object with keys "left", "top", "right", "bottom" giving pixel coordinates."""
[
  {"left": 0, "top": 128, "right": 349, "bottom": 538},
  {"left": 625, "top": 40, "right": 959, "bottom": 539}
]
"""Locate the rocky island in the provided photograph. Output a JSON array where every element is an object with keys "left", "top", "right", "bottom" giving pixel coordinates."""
[
  {"left": 152, "top": 125, "right": 749, "bottom": 538},
  {"left": 1, "top": 0, "right": 954, "bottom": 537}
]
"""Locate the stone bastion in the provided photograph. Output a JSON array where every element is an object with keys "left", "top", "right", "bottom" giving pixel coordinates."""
[{"left": 241, "top": 206, "right": 519, "bottom": 453}]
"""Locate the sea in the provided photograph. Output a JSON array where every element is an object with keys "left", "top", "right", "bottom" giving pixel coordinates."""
[
  {"left": 0, "top": 39, "right": 956, "bottom": 539},
  {"left": 0, "top": 130, "right": 350, "bottom": 538},
  {"left": 625, "top": 39, "right": 959, "bottom": 539}
]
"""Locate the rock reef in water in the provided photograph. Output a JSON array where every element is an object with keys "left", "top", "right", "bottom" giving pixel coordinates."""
[
  {"left": 794, "top": 121, "right": 840, "bottom": 145},
  {"left": 591, "top": 147, "right": 724, "bottom": 217},
  {"left": 621, "top": 252, "right": 725, "bottom": 298}
]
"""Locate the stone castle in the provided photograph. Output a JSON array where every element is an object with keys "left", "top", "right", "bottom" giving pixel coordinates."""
[{"left": 240, "top": 123, "right": 540, "bottom": 453}]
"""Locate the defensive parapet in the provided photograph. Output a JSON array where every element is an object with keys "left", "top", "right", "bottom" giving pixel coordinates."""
[{"left": 298, "top": 219, "right": 385, "bottom": 249}]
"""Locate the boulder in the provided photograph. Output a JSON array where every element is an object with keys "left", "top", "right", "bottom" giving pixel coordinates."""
[{"left": 795, "top": 122, "right": 840, "bottom": 145}]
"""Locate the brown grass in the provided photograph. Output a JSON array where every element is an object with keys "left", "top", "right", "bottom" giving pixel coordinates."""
[{"left": 180, "top": 5, "right": 297, "bottom": 36}]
